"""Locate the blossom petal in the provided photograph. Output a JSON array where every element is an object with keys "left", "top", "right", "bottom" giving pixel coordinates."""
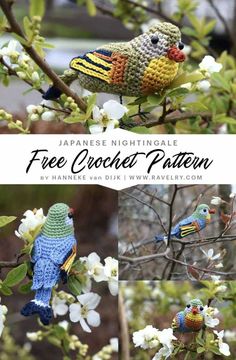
[
  {"left": 87, "top": 310, "right": 101, "bottom": 327},
  {"left": 103, "top": 100, "right": 128, "bottom": 120},
  {"left": 80, "top": 317, "right": 91, "bottom": 333}
]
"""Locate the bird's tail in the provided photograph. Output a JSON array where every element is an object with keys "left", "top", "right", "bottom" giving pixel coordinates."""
[
  {"left": 155, "top": 234, "right": 165, "bottom": 242},
  {"left": 21, "top": 288, "right": 52, "bottom": 325},
  {"left": 43, "top": 85, "right": 62, "bottom": 100}
]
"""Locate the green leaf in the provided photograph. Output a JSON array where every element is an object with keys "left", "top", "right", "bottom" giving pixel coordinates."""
[
  {"left": 214, "top": 114, "right": 236, "bottom": 125},
  {"left": 147, "top": 94, "right": 165, "bottom": 106},
  {"left": 29, "top": 0, "right": 45, "bottom": 18},
  {"left": 197, "top": 347, "right": 205, "bottom": 354},
  {"left": 12, "top": 33, "right": 28, "bottom": 46},
  {"left": 0, "top": 283, "right": 12, "bottom": 296},
  {"left": 23, "top": 16, "right": 32, "bottom": 38},
  {"left": 169, "top": 72, "right": 204, "bottom": 89},
  {"left": 68, "top": 276, "right": 82, "bottom": 296},
  {"left": 85, "top": 0, "right": 96, "bottom": 16},
  {"left": 0, "top": 216, "right": 16, "bottom": 228},
  {"left": 167, "top": 87, "right": 189, "bottom": 98},
  {"left": 18, "top": 281, "right": 33, "bottom": 294},
  {"left": 3, "top": 263, "right": 27, "bottom": 287}
]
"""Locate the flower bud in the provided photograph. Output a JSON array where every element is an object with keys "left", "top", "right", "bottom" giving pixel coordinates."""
[
  {"left": 32, "top": 71, "right": 40, "bottom": 82},
  {"left": 41, "top": 111, "right": 55, "bottom": 122},
  {"left": 16, "top": 71, "right": 26, "bottom": 80},
  {"left": 30, "top": 113, "right": 39, "bottom": 122}
]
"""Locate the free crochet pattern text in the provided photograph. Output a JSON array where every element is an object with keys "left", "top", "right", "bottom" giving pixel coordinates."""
[{"left": 25, "top": 149, "right": 213, "bottom": 174}]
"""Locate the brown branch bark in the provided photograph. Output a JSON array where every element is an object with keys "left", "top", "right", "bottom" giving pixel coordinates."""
[
  {"left": 0, "top": 0, "right": 87, "bottom": 112},
  {"left": 119, "top": 292, "right": 130, "bottom": 360}
]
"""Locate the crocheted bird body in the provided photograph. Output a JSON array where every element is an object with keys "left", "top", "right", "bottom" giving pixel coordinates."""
[
  {"left": 31, "top": 234, "right": 76, "bottom": 290},
  {"left": 155, "top": 204, "right": 215, "bottom": 242},
  {"left": 172, "top": 299, "right": 204, "bottom": 333},
  {"left": 21, "top": 203, "right": 77, "bottom": 325},
  {"left": 43, "top": 22, "right": 186, "bottom": 100}
]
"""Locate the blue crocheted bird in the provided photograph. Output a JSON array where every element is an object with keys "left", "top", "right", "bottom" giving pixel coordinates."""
[
  {"left": 155, "top": 204, "right": 215, "bottom": 242},
  {"left": 172, "top": 299, "right": 205, "bottom": 333},
  {"left": 21, "top": 203, "right": 77, "bottom": 325}
]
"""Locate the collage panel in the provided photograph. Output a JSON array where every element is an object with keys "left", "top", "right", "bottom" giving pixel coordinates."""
[
  {"left": 0, "top": 0, "right": 235, "bottom": 134},
  {"left": 119, "top": 281, "right": 236, "bottom": 359},
  {"left": 119, "top": 185, "right": 236, "bottom": 281},
  {"left": 0, "top": 185, "right": 118, "bottom": 360}
]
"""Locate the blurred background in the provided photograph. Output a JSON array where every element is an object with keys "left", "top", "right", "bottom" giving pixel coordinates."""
[
  {"left": 0, "top": 185, "right": 118, "bottom": 359},
  {"left": 0, "top": 0, "right": 236, "bottom": 133},
  {"left": 119, "top": 184, "right": 236, "bottom": 280},
  {"left": 120, "top": 281, "right": 236, "bottom": 359}
]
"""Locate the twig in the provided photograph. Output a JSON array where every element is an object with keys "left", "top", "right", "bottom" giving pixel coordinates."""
[
  {"left": 119, "top": 249, "right": 170, "bottom": 264},
  {"left": 0, "top": 57, "right": 45, "bottom": 95},
  {"left": 41, "top": 104, "right": 71, "bottom": 114},
  {"left": 164, "top": 254, "right": 236, "bottom": 276},
  {"left": 0, "top": 0, "right": 87, "bottom": 112},
  {"left": 121, "top": 190, "right": 167, "bottom": 234},
  {"left": 119, "top": 293, "right": 130, "bottom": 360},
  {"left": 207, "top": 0, "right": 234, "bottom": 46}
]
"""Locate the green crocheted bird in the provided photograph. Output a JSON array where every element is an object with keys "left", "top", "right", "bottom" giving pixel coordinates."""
[
  {"left": 43, "top": 22, "right": 186, "bottom": 100},
  {"left": 172, "top": 299, "right": 205, "bottom": 333}
]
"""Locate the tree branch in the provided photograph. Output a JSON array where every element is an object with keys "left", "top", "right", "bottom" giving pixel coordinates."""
[{"left": 0, "top": 0, "right": 87, "bottom": 112}]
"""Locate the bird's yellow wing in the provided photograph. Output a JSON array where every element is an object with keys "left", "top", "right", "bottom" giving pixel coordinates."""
[
  {"left": 60, "top": 244, "right": 77, "bottom": 273},
  {"left": 179, "top": 221, "right": 200, "bottom": 238},
  {"left": 70, "top": 49, "right": 127, "bottom": 85}
]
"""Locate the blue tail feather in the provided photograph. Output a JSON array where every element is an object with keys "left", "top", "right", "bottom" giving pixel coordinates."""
[
  {"left": 21, "top": 301, "right": 52, "bottom": 325},
  {"left": 155, "top": 235, "right": 164, "bottom": 242},
  {"left": 43, "top": 85, "right": 62, "bottom": 100}
]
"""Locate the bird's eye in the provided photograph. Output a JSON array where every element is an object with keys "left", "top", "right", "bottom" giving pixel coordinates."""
[
  {"left": 179, "top": 42, "right": 184, "bottom": 50},
  {"left": 68, "top": 212, "right": 74, "bottom": 219},
  {"left": 203, "top": 209, "right": 207, "bottom": 213},
  {"left": 151, "top": 35, "right": 159, "bottom": 45},
  {"left": 186, "top": 304, "right": 191, "bottom": 308},
  {"left": 200, "top": 306, "right": 204, "bottom": 311}
]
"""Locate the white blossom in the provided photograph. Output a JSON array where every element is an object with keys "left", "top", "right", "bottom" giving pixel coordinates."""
[
  {"left": 80, "top": 252, "right": 106, "bottom": 282},
  {"left": 197, "top": 80, "right": 211, "bottom": 92},
  {"left": 104, "top": 257, "right": 118, "bottom": 296},
  {"left": 211, "top": 196, "right": 223, "bottom": 205},
  {"left": 0, "top": 40, "right": 20, "bottom": 59},
  {"left": 152, "top": 328, "right": 176, "bottom": 360},
  {"left": 52, "top": 295, "right": 69, "bottom": 317},
  {"left": 15, "top": 208, "right": 46, "bottom": 240},
  {"left": 215, "top": 262, "right": 223, "bottom": 269},
  {"left": 110, "top": 337, "right": 119, "bottom": 352},
  {"left": 69, "top": 292, "right": 101, "bottom": 333},
  {"left": 0, "top": 303, "right": 7, "bottom": 337},
  {"left": 201, "top": 248, "right": 221, "bottom": 261},
  {"left": 199, "top": 55, "right": 223, "bottom": 76},
  {"left": 214, "top": 330, "right": 231, "bottom": 356},
  {"left": 204, "top": 306, "right": 220, "bottom": 328},
  {"left": 229, "top": 192, "right": 236, "bottom": 198},
  {"left": 41, "top": 111, "right": 56, "bottom": 122},
  {"left": 89, "top": 100, "right": 128, "bottom": 134},
  {"left": 133, "top": 325, "right": 160, "bottom": 349}
]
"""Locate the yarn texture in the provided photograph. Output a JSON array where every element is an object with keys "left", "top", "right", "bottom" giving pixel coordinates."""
[
  {"left": 172, "top": 299, "right": 205, "bottom": 333},
  {"left": 43, "top": 22, "right": 186, "bottom": 100},
  {"left": 21, "top": 203, "right": 77, "bottom": 325},
  {"left": 155, "top": 204, "right": 215, "bottom": 242}
]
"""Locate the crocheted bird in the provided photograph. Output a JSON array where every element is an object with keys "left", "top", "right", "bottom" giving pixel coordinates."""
[
  {"left": 43, "top": 22, "right": 186, "bottom": 100},
  {"left": 172, "top": 299, "right": 205, "bottom": 333},
  {"left": 21, "top": 203, "right": 77, "bottom": 325},
  {"left": 155, "top": 204, "right": 215, "bottom": 242}
]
